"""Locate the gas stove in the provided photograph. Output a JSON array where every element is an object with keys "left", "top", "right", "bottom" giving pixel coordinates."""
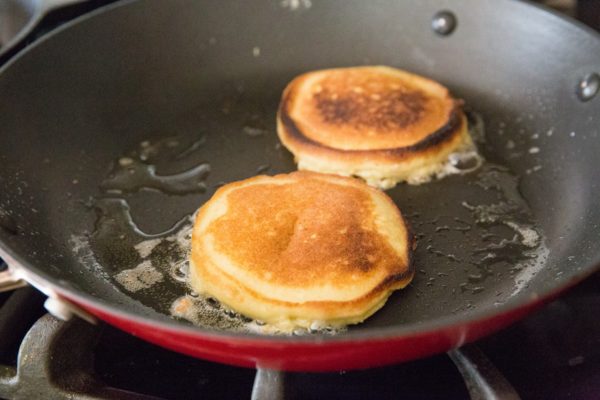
[{"left": 0, "top": 1, "right": 599, "bottom": 399}]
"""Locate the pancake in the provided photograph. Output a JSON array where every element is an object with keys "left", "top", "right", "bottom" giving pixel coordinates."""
[
  {"left": 277, "top": 66, "right": 473, "bottom": 189},
  {"left": 189, "top": 171, "right": 414, "bottom": 331}
]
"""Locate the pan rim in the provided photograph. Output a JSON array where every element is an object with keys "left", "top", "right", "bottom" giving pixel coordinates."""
[{"left": 1, "top": 0, "right": 600, "bottom": 344}]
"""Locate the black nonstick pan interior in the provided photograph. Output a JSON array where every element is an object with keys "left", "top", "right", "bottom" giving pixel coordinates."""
[{"left": 0, "top": 0, "right": 599, "bottom": 339}]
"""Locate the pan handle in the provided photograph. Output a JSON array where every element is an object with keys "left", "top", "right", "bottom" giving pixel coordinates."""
[
  {"left": 0, "top": 258, "right": 96, "bottom": 323},
  {"left": 0, "top": 268, "right": 27, "bottom": 293},
  {"left": 448, "top": 344, "right": 520, "bottom": 400}
]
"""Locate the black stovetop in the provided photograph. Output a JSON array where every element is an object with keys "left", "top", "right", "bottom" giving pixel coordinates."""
[{"left": 0, "top": 1, "right": 599, "bottom": 399}]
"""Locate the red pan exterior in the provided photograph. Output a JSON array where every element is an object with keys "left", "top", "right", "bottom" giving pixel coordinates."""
[{"left": 65, "top": 290, "right": 559, "bottom": 371}]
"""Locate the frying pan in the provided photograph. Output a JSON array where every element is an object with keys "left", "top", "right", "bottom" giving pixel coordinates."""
[{"left": 0, "top": 0, "right": 599, "bottom": 372}]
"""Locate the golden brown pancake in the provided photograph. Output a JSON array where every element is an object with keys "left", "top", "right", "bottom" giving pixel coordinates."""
[
  {"left": 189, "top": 171, "right": 414, "bottom": 331},
  {"left": 277, "top": 66, "right": 473, "bottom": 189}
]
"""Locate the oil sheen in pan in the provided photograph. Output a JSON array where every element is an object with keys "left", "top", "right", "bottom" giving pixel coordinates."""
[{"left": 70, "top": 109, "right": 548, "bottom": 335}]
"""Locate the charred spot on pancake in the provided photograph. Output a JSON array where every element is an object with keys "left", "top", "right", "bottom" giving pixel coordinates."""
[
  {"left": 313, "top": 82, "right": 427, "bottom": 132},
  {"left": 276, "top": 66, "right": 475, "bottom": 189}
]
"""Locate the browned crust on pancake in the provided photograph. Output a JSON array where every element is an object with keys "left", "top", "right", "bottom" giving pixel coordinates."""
[
  {"left": 204, "top": 173, "right": 407, "bottom": 285},
  {"left": 277, "top": 67, "right": 466, "bottom": 165},
  {"left": 278, "top": 99, "right": 464, "bottom": 161},
  {"left": 190, "top": 172, "right": 415, "bottom": 325},
  {"left": 192, "top": 254, "right": 414, "bottom": 319}
]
